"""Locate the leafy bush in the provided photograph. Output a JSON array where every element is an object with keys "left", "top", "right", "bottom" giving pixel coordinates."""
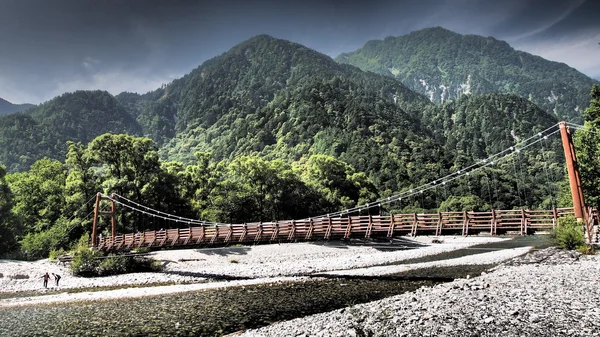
[
  {"left": 70, "top": 240, "right": 103, "bottom": 277},
  {"left": 132, "top": 247, "right": 150, "bottom": 254},
  {"left": 70, "top": 235, "right": 163, "bottom": 277},
  {"left": 98, "top": 255, "right": 163, "bottom": 276},
  {"left": 98, "top": 255, "right": 128, "bottom": 276},
  {"left": 576, "top": 245, "right": 596, "bottom": 255},
  {"left": 552, "top": 216, "right": 585, "bottom": 250},
  {"left": 48, "top": 248, "right": 66, "bottom": 261},
  {"left": 19, "top": 221, "right": 68, "bottom": 260}
]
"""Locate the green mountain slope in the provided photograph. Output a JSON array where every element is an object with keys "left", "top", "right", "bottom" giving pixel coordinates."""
[
  {"left": 0, "top": 90, "right": 142, "bottom": 172},
  {"left": 154, "top": 35, "right": 442, "bottom": 191},
  {"left": 0, "top": 97, "right": 34, "bottom": 115},
  {"left": 336, "top": 27, "right": 597, "bottom": 123},
  {"left": 0, "top": 35, "right": 566, "bottom": 208}
]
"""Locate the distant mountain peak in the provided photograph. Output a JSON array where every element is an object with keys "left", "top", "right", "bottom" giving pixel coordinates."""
[
  {"left": 0, "top": 97, "right": 34, "bottom": 115},
  {"left": 335, "top": 27, "right": 598, "bottom": 122}
]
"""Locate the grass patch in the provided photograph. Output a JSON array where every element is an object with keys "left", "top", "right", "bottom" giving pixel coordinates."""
[{"left": 552, "top": 216, "right": 585, "bottom": 250}]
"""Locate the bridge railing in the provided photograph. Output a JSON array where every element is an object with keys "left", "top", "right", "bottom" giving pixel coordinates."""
[{"left": 97, "top": 207, "right": 589, "bottom": 251}]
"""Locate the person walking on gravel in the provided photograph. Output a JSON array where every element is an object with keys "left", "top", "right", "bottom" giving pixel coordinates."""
[
  {"left": 52, "top": 273, "right": 61, "bottom": 286},
  {"left": 42, "top": 272, "right": 50, "bottom": 288}
]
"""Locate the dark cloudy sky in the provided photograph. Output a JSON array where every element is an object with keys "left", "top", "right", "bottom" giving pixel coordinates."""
[{"left": 1, "top": 0, "right": 598, "bottom": 104}]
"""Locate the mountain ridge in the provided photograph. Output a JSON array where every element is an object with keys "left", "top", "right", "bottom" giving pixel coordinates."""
[
  {"left": 0, "top": 97, "right": 34, "bottom": 115},
  {"left": 335, "top": 26, "right": 597, "bottom": 123},
  {"left": 0, "top": 32, "right": 573, "bottom": 198}
]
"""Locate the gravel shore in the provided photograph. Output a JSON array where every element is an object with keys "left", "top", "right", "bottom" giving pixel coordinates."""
[
  {"left": 2, "top": 236, "right": 588, "bottom": 336},
  {"left": 238, "top": 247, "right": 600, "bottom": 337},
  {"left": 0, "top": 236, "right": 504, "bottom": 294}
]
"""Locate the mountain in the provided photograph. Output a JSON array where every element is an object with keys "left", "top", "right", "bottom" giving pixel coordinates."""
[
  {"left": 0, "top": 35, "right": 564, "bottom": 204},
  {"left": 0, "top": 90, "right": 142, "bottom": 172},
  {"left": 135, "top": 35, "right": 443, "bottom": 191},
  {"left": 336, "top": 27, "right": 598, "bottom": 123},
  {"left": 0, "top": 97, "right": 34, "bottom": 115}
]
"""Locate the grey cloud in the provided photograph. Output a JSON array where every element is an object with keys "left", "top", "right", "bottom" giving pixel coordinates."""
[{"left": 0, "top": 0, "right": 598, "bottom": 104}]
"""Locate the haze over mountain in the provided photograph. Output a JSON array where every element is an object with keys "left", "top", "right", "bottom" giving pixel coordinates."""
[
  {"left": 0, "top": 98, "right": 34, "bottom": 115},
  {"left": 336, "top": 27, "right": 598, "bottom": 122},
  {"left": 1, "top": 0, "right": 598, "bottom": 104}
]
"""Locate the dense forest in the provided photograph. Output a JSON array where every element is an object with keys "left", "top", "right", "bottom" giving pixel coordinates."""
[
  {"left": 336, "top": 27, "right": 598, "bottom": 123},
  {"left": 0, "top": 34, "right": 594, "bottom": 259}
]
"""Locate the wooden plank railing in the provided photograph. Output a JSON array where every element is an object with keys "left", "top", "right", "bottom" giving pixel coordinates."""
[{"left": 97, "top": 207, "right": 592, "bottom": 251}]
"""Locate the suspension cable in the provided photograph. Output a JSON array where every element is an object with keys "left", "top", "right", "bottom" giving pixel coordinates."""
[
  {"left": 98, "top": 124, "right": 563, "bottom": 226},
  {"left": 307, "top": 126, "right": 561, "bottom": 219}
]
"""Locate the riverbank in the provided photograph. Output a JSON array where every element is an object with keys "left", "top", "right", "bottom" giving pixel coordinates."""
[
  {"left": 0, "top": 236, "right": 573, "bottom": 336},
  {"left": 0, "top": 236, "right": 505, "bottom": 294},
  {"left": 239, "top": 247, "right": 600, "bottom": 337}
]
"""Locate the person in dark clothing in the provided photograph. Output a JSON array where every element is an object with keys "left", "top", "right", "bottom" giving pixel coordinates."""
[
  {"left": 52, "top": 273, "right": 61, "bottom": 286},
  {"left": 42, "top": 272, "right": 50, "bottom": 288}
]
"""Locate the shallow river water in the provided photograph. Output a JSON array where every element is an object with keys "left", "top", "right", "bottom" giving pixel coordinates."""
[{"left": 0, "top": 236, "right": 549, "bottom": 337}]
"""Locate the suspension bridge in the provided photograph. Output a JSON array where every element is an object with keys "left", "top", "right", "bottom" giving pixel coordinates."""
[{"left": 90, "top": 122, "right": 599, "bottom": 252}]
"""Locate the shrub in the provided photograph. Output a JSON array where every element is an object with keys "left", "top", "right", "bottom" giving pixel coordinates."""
[
  {"left": 70, "top": 241, "right": 103, "bottom": 277},
  {"left": 19, "top": 219, "right": 71, "bottom": 260},
  {"left": 97, "top": 255, "right": 129, "bottom": 276},
  {"left": 576, "top": 245, "right": 596, "bottom": 255},
  {"left": 132, "top": 247, "right": 150, "bottom": 254},
  {"left": 69, "top": 236, "right": 163, "bottom": 277},
  {"left": 553, "top": 216, "right": 585, "bottom": 250},
  {"left": 49, "top": 248, "right": 66, "bottom": 261}
]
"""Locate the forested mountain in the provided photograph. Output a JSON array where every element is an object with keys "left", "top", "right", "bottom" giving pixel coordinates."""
[
  {"left": 0, "top": 90, "right": 142, "bottom": 172},
  {"left": 0, "top": 97, "right": 34, "bottom": 115},
  {"left": 336, "top": 27, "right": 598, "bottom": 123},
  {"left": 126, "top": 35, "right": 442, "bottom": 192},
  {"left": 437, "top": 93, "right": 562, "bottom": 210},
  {"left": 0, "top": 35, "right": 564, "bottom": 192},
  {"left": 0, "top": 33, "right": 580, "bottom": 258}
]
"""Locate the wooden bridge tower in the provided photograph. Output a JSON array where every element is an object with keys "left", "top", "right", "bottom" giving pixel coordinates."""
[
  {"left": 559, "top": 121, "right": 587, "bottom": 222},
  {"left": 91, "top": 192, "right": 117, "bottom": 247}
]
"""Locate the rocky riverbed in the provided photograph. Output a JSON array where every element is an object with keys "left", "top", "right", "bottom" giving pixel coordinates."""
[
  {"left": 239, "top": 247, "right": 600, "bottom": 337},
  {"left": 0, "top": 236, "right": 504, "bottom": 294},
  {"left": 1, "top": 236, "right": 582, "bottom": 336}
]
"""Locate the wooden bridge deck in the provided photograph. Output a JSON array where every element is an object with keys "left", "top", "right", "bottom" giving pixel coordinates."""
[{"left": 96, "top": 207, "right": 589, "bottom": 252}]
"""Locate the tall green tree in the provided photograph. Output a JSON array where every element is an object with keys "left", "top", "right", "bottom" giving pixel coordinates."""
[
  {"left": 573, "top": 84, "right": 600, "bottom": 208},
  {"left": 6, "top": 158, "right": 66, "bottom": 233},
  {"left": 88, "top": 134, "right": 191, "bottom": 232},
  {"left": 6, "top": 158, "right": 67, "bottom": 259},
  {"left": 0, "top": 165, "right": 18, "bottom": 255},
  {"left": 299, "top": 154, "right": 379, "bottom": 213}
]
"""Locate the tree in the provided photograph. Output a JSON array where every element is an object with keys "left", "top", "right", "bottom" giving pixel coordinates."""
[
  {"left": 299, "top": 154, "right": 379, "bottom": 213},
  {"left": 0, "top": 165, "right": 18, "bottom": 255},
  {"left": 88, "top": 134, "right": 193, "bottom": 233},
  {"left": 6, "top": 158, "right": 66, "bottom": 233},
  {"left": 573, "top": 84, "right": 600, "bottom": 208}
]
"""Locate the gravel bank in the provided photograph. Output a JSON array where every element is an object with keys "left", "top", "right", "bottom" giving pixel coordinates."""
[
  {"left": 238, "top": 248, "right": 600, "bottom": 337},
  {"left": 0, "top": 236, "right": 504, "bottom": 294}
]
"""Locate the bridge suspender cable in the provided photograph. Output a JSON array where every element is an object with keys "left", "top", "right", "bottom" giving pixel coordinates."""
[
  {"left": 304, "top": 123, "right": 563, "bottom": 220},
  {"left": 95, "top": 123, "right": 569, "bottom": 237}
]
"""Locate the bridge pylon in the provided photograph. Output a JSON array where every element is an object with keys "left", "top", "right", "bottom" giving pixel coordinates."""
[
  {"left": 559, "top": 121, "right": 586, "bottom": 222},
  {"left": 91, "top": 193, "right": 117, "bottom": 247}
]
